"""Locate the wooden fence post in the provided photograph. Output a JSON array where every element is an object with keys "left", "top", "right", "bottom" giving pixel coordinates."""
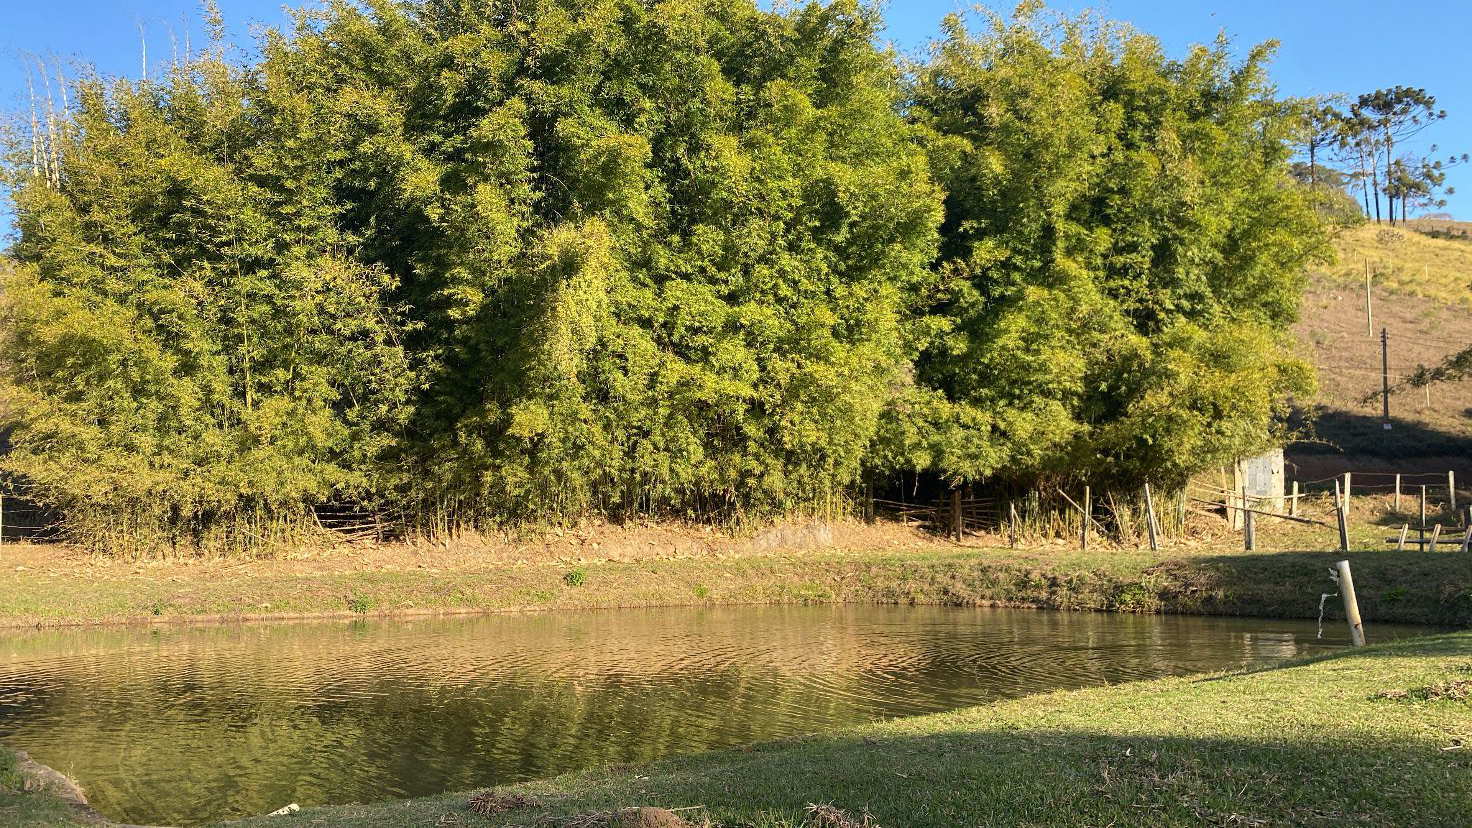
[
  {"left": 1143, "top": 483, "right": 1160, "bottom": 552},
  {"left": 1429, "top": 524, "right": 1442, "bottom": 553},
  {"left": 951, "top": 489, "right": 962, "bottom": 542},
  {"left": 1289, "top": 480, "right": 1300, "bottom": 518},
  {"left": 1336, "top": 560, "right": 1365, "bottom": 647},
  {"left": 1396, "top": 524, "right": 1409, "bottom": 552},
  {"left": 1335, "top": 492, "right": 1350, "bottom": 553},
  {"left": 1451, "top": 471, "right": 1458, "bottom": 511},
  {"left": 1081, "top": 485, "right": 1091, "bottom": 551},
  {"left": 1461, "top": 524, "right": 1472, "bottom": 554},
  {"left": 1342, "top": 472, "right": 1352, "bottom": 518},
  {"left": 1008, "top": 502, "right": 1019, "bottom": 549},
  {"left": 1394, "top": 474, "right": 1401, "bottom": 512},
  {"left": 1244, "top": 508, "right": 1256, "bottom": 551},
  {"left": 1421, "top": 486, "right": 1429, "bottom": 545}
]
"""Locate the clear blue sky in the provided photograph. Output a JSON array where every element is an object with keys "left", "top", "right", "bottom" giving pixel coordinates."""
[{"left": 3, "top": 0, "right": 1469, "bottom": 242}]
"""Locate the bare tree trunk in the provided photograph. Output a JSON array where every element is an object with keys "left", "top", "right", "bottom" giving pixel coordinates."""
[
  {"left": 1372, "top": 161, "right": 1382, "bottom": 224},
  {"left": 1358, "top": 148, "right": 1372, "bottom": 218},
  {"left": 1385, "top": 129, "right": 1396, "bottom": 226}
]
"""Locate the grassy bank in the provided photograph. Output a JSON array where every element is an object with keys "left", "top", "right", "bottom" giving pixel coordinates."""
[
  {"left": 2, "top": 535, "right": 1470, "bottom": 628},
  {"left": 203, "top": 631, "right": 1470, "bottom": 828},
  {"left": 1, "top": 749, "right": 87, "bottom": 828}
]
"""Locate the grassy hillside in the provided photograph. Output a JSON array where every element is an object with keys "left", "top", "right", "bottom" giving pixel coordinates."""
[
  {"left": 1292, "top": 220, "right": 1472, "bottom": 481},
  {"left": 1325, "top": 221, "right": 1472, "bottom": 308}
]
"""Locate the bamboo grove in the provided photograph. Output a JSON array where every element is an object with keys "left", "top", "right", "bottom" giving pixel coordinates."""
[{"left": 0, "top": 1, "right": 1327, "bottom": 552}]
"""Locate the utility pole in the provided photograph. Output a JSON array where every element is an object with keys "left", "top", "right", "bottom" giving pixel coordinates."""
[{"left": 1381, "top": 327, "right": 1392, "bottom": 430}]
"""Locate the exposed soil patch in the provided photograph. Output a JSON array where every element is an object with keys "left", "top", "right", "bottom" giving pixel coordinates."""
[
  {"left": 467, "top": 790, "right": 537, "bottom": 816},
  {"left": 1374, "top": 678, "right": 1472, "bottom": 702},
  {"left": 552, "top": 807, "right": 693, "bottom": 828},
  {"left": 1292, "top": 251, "right": 1472, "bottom": 479},
  {"left": 805, "top": 803, "right": 883, "bottom": 828}
]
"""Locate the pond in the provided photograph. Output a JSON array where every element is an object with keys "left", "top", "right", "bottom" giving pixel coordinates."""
[{"left": 0, "top": 606, "right": 1433, "bottom": 826}]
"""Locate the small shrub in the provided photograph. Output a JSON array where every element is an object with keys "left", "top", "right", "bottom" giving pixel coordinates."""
[
  {"left": 1112, "top": 583, "right": 1157, "bottom": 611},
  {"left": 563, "top": 567, "right": 587, "bottom": 587},
  {"left": 348, "top": 594, "right": 374, "bottom": 614},
  {"left": 1376, "top": 228, "right": 1406, "bottom": 247},
  {"left": 693, "top": 584, "right": 711, "bottom": 599}
]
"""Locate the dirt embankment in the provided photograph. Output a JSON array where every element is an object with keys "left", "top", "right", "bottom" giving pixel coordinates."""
[{"left": 1292, "top": 224, "right": 1472, "bottom": 480}]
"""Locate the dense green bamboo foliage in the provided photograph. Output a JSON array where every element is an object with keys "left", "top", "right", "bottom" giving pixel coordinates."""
[
  {"left": 0, "top": 1, "right": 1328, "bottom": 550},
  {"left": 0, "top": 33, "right": 415, "bottom": 551},
  {"left": 895, "top": 6, "right": 1323, "bottom": 487},
  {"left": 259, "top": 0, "right": 943, "bottom": 524}
]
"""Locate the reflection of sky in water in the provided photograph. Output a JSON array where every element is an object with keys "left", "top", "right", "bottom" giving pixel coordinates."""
[{"left": 0, "top": 606, "right": 1432, "bottom": 826}]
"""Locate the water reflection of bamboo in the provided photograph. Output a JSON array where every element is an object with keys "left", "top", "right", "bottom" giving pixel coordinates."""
[{"left": 0, "top": 606, "right": 1417, "bottom": 826}]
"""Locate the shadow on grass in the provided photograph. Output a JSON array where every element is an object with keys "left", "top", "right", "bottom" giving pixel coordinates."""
[
  {"left": 1365, "top": 507, "right": 1466, "bottom": 528},
  {"left": 225, "top": 733, "right": 1472, "bottom": 828},
  {"left": 1289, "top": 408, "right": 1472, "bottom": 465},
  {"left": 279, "top": 692, "right": 1471, "bottom": 828}
]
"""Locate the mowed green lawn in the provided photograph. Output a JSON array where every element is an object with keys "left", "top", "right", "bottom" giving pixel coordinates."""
[{"left": 207, "top": 632, "right": 1470, "bottom": 828}]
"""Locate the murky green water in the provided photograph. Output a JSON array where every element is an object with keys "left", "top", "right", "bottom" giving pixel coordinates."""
[{"left": 0, "top": 606, "right": 1433, "bottom": 826}]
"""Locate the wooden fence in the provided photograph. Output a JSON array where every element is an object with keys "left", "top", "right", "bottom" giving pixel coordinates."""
[{"left": 0, "top": 488, "right": 59, "bottom": 544}]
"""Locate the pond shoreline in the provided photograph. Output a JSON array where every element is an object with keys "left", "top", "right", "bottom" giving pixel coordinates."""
[
  {"left": 3, "top": 539, "right": 1468, "bottom": 827},
  {"left": 1, "top": 539, "right": 1468, "bottom": 629},
  {"left": 12, "top": 633, "right": 1471, "bottom": 828},
  {"left": 201, "top": 633, "right": 1472, "bottom": 826}
]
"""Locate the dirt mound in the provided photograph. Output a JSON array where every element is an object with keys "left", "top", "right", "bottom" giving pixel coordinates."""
[
  {"left": 805, "top": 803, "right": 882, "bottom": 827},
  {"left": 555, "top": 808, "right": 692, "bottom": 828},
  {"left": 467, "top": 790, "right": 537, "bottom": 815},
  {"left": 612, "top": 808, "right": 692, "bottom": 828}
]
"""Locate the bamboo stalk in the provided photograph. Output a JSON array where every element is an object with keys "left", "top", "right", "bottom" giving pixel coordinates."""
[
  {"left": 25, "top": 64, "right": 45, "bottom": 182},
  {"left": 1143, "top": 483, "right": 1159, "bottom": 551},
  {"left": 39, "top": 60, "right": 62, "bottom": 188}
]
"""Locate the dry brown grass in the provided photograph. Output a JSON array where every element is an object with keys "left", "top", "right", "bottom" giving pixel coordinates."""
[
  {"left": 468, "top": 791, "right": 538, "bottom": 816},
  {"left": 1291, "top": 221, "right": 1472, "bottom": 479},
  {"left": 1325, "top": 221, "right": 1472, "bottom": 307},
  {"left": 539, "top": 807, "right": 696, "bottom": 828},
  {"left": 804, "top": 803, "right": 882, "bottom": 828}
]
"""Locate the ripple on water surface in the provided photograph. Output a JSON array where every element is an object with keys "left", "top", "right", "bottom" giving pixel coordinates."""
[{"left": 0, "top": 604, "right": 1430, "bottom": 826}]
